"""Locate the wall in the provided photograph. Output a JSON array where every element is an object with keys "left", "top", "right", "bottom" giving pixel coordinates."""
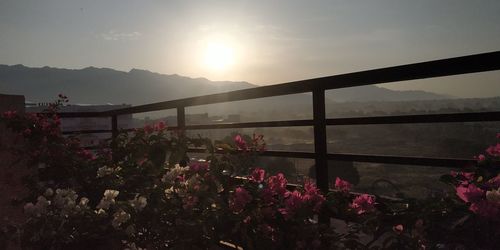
[{"left": 0, "top": 94, "right": 27, "bottom": 248}]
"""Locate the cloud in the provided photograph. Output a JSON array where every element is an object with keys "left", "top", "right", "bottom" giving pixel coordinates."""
[{"left": 100, "top": 30, "right": 142, "bottom": 41}]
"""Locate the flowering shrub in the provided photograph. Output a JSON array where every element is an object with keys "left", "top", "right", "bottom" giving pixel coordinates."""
[
  {"left": 450, "top": 147, "right": 500, "bottom": 220},
  {"left": 1, "top": 97, "right": 499, "bottom": 249},
  {"left": 0, "top": 100, "right": 358, "bottom": 249},
  {"left": 429, "top": 134, "right": 500, "bottom": 249}
]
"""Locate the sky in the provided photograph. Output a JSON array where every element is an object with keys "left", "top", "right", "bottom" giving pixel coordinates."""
[{"left": 1, "top": 0, "right": 499, "bottom": 98}]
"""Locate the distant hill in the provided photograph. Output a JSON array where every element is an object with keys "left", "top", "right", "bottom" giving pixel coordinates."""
[
  {"left": 0, "top": 64, "right": 448, "bottom": 115},
  {"left": 0, "top": 64, "right": 255, "bottom": 105}
]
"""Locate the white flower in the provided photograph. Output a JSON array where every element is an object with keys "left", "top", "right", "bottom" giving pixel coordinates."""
[
  {"left": 486, "top": 188, "right": 500, "bottom": 204},
  {"left": 161, "top": 164, "right": 188, "bottom": 183},
  {"left": 129, "top": 195, "right": 147, "bottom": 211},
  {"left": 34, "top": 196, "right": 50, "bottom": 215},
  {"left": 97, "top": 165, "right": 122, "bottom": 178},
  {"left": 74, "top": 197, "right": 91, "bottom": 212},
  {"left": 50, "top": 189, "right": 79, "bottom": 216},
  {"left": 124, "top": 242, "right": 145, "bottom": 250},
  {"left": 164, "top": 186, "right": 175, "bottom": 199},
  {"left": 44, "top": 188, "right": 54, "bottom": 197},
  {"left": 95, "top": 208, "right": 107, "bottom": 216},
  {"left": 24, "top": 196, "right": 51, "bottom": 216},
  {"left": 96, "top": 189, "right": 119, "bottom": 210},
  {"left": 111, "top": 209, "right": 131, "bottom": 228},
  {"left": 104, "top": 189, "right": 119, "bottom": 199},
  {"left": 79, "top": 197, "right": 90, "bottom": 207},
  {"left": 23, "top": 202, "right": 36, "bottom": 215},
  {"left": 53, "top": 189, "right": 78, "bottom": 209}
]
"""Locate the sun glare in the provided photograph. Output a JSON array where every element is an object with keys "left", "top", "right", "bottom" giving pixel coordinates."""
[{"left": 202, "top": 41, "right": 235, "bottom": 71}]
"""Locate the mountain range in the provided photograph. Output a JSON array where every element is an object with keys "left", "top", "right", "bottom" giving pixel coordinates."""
[{"left": 0, "top": 64, "right": 449, "bottom": 115}]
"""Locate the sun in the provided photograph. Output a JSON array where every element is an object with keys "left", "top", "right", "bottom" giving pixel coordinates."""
[{"left": 202, "top": 41, "right": 235, "bottom": 71}]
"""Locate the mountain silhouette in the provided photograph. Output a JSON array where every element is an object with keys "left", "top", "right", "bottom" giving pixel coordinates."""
[{"left": 0, "top": 64, "right": 448, "bottom": 114}]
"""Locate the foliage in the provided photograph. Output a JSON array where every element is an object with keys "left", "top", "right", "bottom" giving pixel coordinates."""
[{"left": 1, "top": 97, "right": 500, "bottom": 249}]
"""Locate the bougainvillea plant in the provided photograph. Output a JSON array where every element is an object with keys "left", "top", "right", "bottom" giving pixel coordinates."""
[{"left": 1, "top": 97, "right": 499, "bottom": 249}]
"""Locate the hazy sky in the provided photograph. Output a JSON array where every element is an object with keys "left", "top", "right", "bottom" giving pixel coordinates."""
[{"left": 1, "top": 0, "right": 499, "bottom": 97}]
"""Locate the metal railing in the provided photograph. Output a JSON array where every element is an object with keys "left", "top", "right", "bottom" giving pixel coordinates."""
[{"left": 57, "top": 51, "right": 500, "bottom": 195}]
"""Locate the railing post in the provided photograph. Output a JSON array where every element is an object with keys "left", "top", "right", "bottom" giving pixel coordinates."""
[
  {"left": 111, "top": 115, "right": 118, "bottom": 161},
  {"left": 313, "top": 89, "right": 329, "bottom": 192},
  {"left": 176, "top": 106, "right": 188, "bottom": 166},
  {"left": 313, "top": 89, "right": 329, "bottom": 224},
  {"left": 177, "top": 106, "right": 185, "bottom": 130}
]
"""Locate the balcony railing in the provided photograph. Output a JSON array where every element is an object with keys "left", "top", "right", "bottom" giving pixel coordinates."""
[{"left": 55, "top": 51, "right": 500, "bottom": 197}]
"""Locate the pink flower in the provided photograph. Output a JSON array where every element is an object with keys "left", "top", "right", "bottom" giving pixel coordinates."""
[
  {"left": 456, "top": 184, "right": 484, "bottom": 203},
  {"left": 23, "top": 128, "right": 32, "bottom": 136},
  {"left": 154, "top": 121, "right": 167, "bottom": 131},
  {"left": 79, "top": 149, "right": 96, "bottom": 160},
  {"left": 334, "top": 177, "right": 352, "bottom": 192},
  {"left": 176, "top": 174, "right": 186, "bottom": 182},
  {"left": 469, "top": 200, "right": 500, "bottom": 220},
  {"left": 451, "top": 171, "right": 475, "bottom": 184},
  {"left": 144, "top": 124, "right": 154, "bottom": 134},
  {"left": 267, "top": 173, "right": 288, "bottom": 196},
  {"left": 189, "top": 161, "right": 209, "bottom": 172},
  {"left": 477, "top": 154, "right": 486, "bottom": 162},
  {"left": 462, "top": 172, "right": 475, "bottom": 180},
  {"left": 2, "top": 110, "right": 17, "bottom": 119},
  {"left": 230, "top": 187, "right": 252, "bottom": 212},
  {"left": 279, "top": 190, "right": 304, "bottom": 220},
  {"left": 234, "top": 134, "right": 247, "bottom": 151},
  {"left": 53, "top": 117, "right": 61, "bottom": 126},
  {"left": 250, "top": 168, "right": 265, "bottom": 183},
  {"left": 252, "top": 133, "right": 266, "bottom": 152},
  {"left": 350, "top": 194, "right": 376, "bottom": 215},
  {"left": 260, "top": 188, "right": 276, "bottom": 204},
  {"left": 243, "top": 216, "right": 251, "bottom": 224},
  {"left": 303, "top": 180, "right": 325, "bottom": 212},
  {"left": 393, "top": 224, "right": 404, "bottom": 234},
  {"left": 487, "top": 175, "right": 500, "bottom": 189},
  {"left": 137, "top": 158, "right": 148, "bottom": 166},
  {"left": 486, "top": 143, "right": 500, "bottom": 157}
]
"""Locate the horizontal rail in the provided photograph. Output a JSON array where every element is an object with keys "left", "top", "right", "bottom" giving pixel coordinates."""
[
  {"left": 183, "top": 119, "right": 314, "bottom": 130},
  {"left": 187, "top": 148, "right": 473, "bottom": 168},
  {"left": 104, "top": 51, "right": 500, "bottom": 116},
  {"left": 60, "top": 110, "right": 500, "bottom": 135},
  {"left": 187, "top": 148, "right": 316, "bottom": 159},
  {"left": 326, "top": 111, "right": 500, "bottom": 125},
  {"left": 62, "top": 129, "right": 112, "bottom": 135},
  {"left": 327, "top": 153, "right": 474, "bottom": 167},
  {"left": 57, "top": 112, "right": 108, "bottom": 118}
]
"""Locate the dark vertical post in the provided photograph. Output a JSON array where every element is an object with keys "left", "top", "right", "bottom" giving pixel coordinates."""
[
  {"left": 111, "top": 115, "right": 118, "bottom": 140},
  {"left": 313, "top": 89, "right": 329, "bottom": 192},
  {"left": 111, "top": 115, "right": 118, "bottom": 161},
  {"left": 176, "top": 106, "right": 187, "bottom": 166},
  {"left": 313, "top": 89, "right": 329, "bottom": 224},
  {"left": 177, "top": 106, "right": 185, "bottom": 129},
  {"left": 313, "top": 89, "right": 330, "bottom": 225}
]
